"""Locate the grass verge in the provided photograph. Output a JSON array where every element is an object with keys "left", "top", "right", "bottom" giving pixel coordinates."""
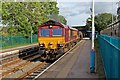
[
  {"left": 95, "top": 39, "right": 106, "bottom": 79},
  {"left": 1, "top": 42, "right": 37, "bottom": 50}
]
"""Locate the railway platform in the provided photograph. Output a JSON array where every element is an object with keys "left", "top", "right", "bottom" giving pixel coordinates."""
[
  {"left": 1, "top": 43, "right": 38, "bottom": 53},
  {"left": 38, "top": 39, "right": 98, "bottom": 78}
]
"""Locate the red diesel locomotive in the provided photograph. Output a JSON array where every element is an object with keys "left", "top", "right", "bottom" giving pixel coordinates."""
[{"left": 38, "top": 20, "right": 83, "bottom": 60}]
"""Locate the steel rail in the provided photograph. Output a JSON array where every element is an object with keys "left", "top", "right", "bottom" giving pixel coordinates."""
[
  {"left": 2, "top": 53, "right": 41, "bottom": 77},
  {"left": 17, "top": 62, "right": 46, "bottom": 79}
]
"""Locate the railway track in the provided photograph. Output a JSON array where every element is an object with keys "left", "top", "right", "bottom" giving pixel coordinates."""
[
  {"left": 17, "top": 62, "right": 48, "bottom": 79},
  {"left": 1, "top": 49, "right": 39, "bottom": 68},
  {"left": 1, "top": 40, "right": 81, "bottom": 79},
  {"left": 15, "top": 41, "right": 81, "bottom": 80},
  {"left": 1, "top": 46, "right": 39, "bottom": 63},
  {"left": 1, "top": 47, "right": 40, "bottom": 78}
]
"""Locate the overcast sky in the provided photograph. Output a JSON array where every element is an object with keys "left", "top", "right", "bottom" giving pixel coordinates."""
[
  {"left": 1, "top": 0, "right": 120, "bottom": 27},
  {"left": 57, "top": 0, "right": 120, "bottom": 26}
]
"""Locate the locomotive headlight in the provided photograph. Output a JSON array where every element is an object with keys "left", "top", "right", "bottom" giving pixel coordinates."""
[
  {"left": 40, "top": 44, "right": 43, "bottom": 47},
  {"left": 57, "top": 41, "right": 63, "bottom": 47},
  {"left": 39, "top": 43, "right": 45, "bottom": 47},
  {"left": 49, "top": 25, "right": 52, "bottom": 28},
  {"left": 49, "top": 42, "right": 53, "bottom": 45},
  {"left": 59, "top": 44, "right": 63, "bottom": 47},
  {"left": 57, "top": 43, "right": 63, "bottom": 47}
]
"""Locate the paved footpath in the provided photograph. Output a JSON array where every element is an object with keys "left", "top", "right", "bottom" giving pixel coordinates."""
[{"left": 39, "top": 39, "right": 98, "bottom": 78}]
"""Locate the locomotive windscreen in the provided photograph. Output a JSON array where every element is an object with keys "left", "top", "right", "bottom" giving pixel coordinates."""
[
  {"left": 40, "top": 28, "right": 50, "bottom": 36},
  {"left": 40, "top": 27, "right": 62, "bottom": 37},
  {"left": 52, "top": 28, "right": 62, "bottom": 36}
]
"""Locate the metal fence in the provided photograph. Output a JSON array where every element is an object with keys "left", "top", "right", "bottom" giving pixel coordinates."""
[
  {"left": 98, "top": 34, "right": 120, "bottom": 78},
  {"left": 101, "top": 20, "right": 120, "bottom": 38},
  {"left": 0, "top": 34, "right": 38, "bottom": 48}
]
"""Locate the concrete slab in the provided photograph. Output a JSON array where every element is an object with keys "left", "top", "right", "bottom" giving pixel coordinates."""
[{"left": 67, "top": 40, "right": 98, "bottom": 78}]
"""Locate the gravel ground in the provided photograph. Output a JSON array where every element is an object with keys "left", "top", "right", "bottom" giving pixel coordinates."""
[{"left": 2, "top": 61, "right": 42, "bottom": 78}]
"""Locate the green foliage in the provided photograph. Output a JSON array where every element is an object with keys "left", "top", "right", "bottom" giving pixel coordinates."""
[
  {"left": 58, "top": 15, "right": 67, "bottom": 25},
  {"left": 0, "top": 1, "right": 1, "bottom": 15},
  {"left": 49, "top": 14, "right": 67, "bottom": 24},
  {"left": 86, "top": 13, "right": 116, "bottom": 32},
  {"left": 86, "top": 17, "right": 92, "bottom": 30},
  {"left": 95, "top": 13, "right": 116, "bottom": 32},
  {"left": 2, "top": 2, "right": 60, "bottom": 36},
  {"left": 117, "top": 15, "right": 120, "bottom": 20}
]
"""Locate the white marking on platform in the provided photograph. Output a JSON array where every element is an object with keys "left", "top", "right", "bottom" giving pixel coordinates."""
[{"left": 83, "top": 37, "right": 90, "bottom": 40}]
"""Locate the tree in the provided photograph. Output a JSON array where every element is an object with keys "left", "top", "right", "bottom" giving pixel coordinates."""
[
  {"left": 2, "top": 1, "right": 60, "bottom": 36},
  {"left": 86, "top": 13, "right": 116, "bottom": 33},
  {"left": 95, "top": 13, "right": 116, "bottom": 32},
  {"left": 49, "top": 14, "right": 67, "bottom": 25},
  {"left": 86, "top": 17, "right": 92, "bottom": 30},
  {"left": 58, "top": 15, "right": 67, "bottom": 25}
]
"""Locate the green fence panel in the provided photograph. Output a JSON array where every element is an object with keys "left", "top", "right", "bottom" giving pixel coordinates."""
[
  {"left": 0, "top": 36, "right": 2, "bottom": 49},
  {"left": 0, "top": 34, "right": 38, "bottom": 48},
  {"left": 32, "top": 35, "right": 38, "bottom": 43},
  {"left": 98, "top": 34, "right": 120, "bottom": 79}
]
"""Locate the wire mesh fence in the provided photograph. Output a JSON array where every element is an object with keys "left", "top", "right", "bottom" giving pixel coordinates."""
[
  {"left": 0, "top": 34, "right": 38, "bottom": 48},
  {"left": 98, "top": 34, "right": 120, "bottom": 79}
]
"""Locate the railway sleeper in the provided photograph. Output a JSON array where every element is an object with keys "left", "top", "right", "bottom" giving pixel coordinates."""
[
  {"left": 19, "top": 47, "right": 39, "bottom": 57},
  {"left": 30, "top": 73, "right": 38, "bottom": 76},
  {"left": 25, "top": 77, "right": 34, "bottom": 79}
]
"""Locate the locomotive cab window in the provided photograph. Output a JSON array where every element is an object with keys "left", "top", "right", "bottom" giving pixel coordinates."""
[
  {"left": 40, "top": 28, "right": 50, "bottom": 36},
  {"left": 52, "top": 28, "right": 62, "bottom": 36}
]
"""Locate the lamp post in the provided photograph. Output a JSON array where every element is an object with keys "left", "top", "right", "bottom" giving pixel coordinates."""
[
  {"left": 90, "top": 0, "right": 95, "bottom": 73},
  {"left": 91, "top": 0, "right": 95, "bottom": 50}
]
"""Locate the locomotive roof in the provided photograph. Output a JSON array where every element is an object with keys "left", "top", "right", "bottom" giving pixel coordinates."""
[
  {"left": 39, "top": 20, "right": 78, "bottom": 31},
  {"left": 69, "top": 27, "right": 78, "bottom": 31},
  {"left": 40, "top": 20, "right": 66, "bottom": 28}
]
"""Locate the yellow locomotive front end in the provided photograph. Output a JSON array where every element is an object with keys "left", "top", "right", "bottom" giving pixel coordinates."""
[
  {"left": 38, "top": 36, "right": 65, "bottom": 50},
  {"left": 38, "top": 21, "right": 66, "bottom": 60}
]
